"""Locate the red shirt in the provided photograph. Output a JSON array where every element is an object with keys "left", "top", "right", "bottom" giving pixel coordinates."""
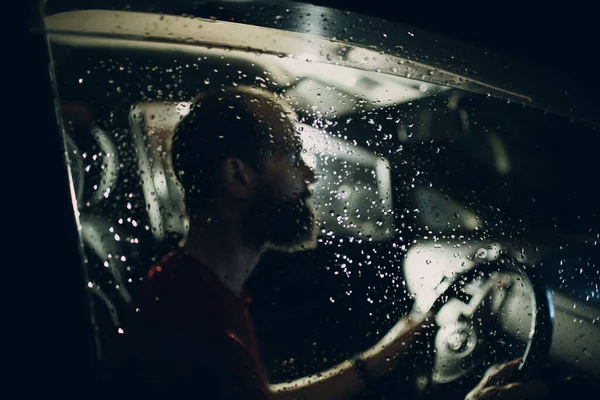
[{"left": 127, "top": 250, "right": 269, "bottom": 399}]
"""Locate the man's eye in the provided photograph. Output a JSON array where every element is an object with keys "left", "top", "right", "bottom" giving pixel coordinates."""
[{"left": 286, "top": 154, "right": 300, "bottom": 165}]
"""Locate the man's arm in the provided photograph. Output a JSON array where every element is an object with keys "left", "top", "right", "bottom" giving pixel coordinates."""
[
  {"left": 268, "top": 357, "right": 364, "bottom": 400},
  {"left": 267, "top": 313, "right": 433, "bottom": 400}
]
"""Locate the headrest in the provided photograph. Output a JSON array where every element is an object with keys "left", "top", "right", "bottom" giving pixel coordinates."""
[{"left": 60, "top": 102, "right": 119, "bottom": 207}]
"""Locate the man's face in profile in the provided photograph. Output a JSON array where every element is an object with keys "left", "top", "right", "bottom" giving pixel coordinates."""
[{"left": 243, "top": 102, "right": 317, "bottom": 251}]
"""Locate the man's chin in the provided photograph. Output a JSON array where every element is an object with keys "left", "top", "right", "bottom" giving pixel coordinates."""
[{"left": 265, "top": 221, "right": 319, "bottom": 253}]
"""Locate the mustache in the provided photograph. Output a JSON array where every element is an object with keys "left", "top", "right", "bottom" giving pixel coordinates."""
[
  {"left": 299, "top": 193, "right": 314, "bottom": 207},
  {"left": 280, "top": 190, "right": 312, "bottom": 202},
  {"left": 300, "top": 189, "right": 313, "bottom": 199}
]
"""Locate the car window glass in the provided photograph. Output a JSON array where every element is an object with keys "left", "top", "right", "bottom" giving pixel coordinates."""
[{"left": 46, "top": 3, "right": 599, "bottom": 395}]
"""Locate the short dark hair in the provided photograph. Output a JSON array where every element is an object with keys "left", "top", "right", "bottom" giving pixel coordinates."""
[{"left": 171, "top": 86, "right": 295, "bottom": 214}]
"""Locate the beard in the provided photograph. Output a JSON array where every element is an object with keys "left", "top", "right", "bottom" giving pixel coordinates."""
[{"left": 244, "top": 189, "right": 317, "bottom": 252}]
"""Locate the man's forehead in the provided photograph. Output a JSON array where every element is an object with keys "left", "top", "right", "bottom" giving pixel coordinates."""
[
  {"left": 266, "top": 123, "right": 303, "bottom": 151},
  {"left": 257, "top": 110, "right": 301, "bottom": 150},
  {"left": 244, "top": 93, "right": 302, "bottom": 152}
]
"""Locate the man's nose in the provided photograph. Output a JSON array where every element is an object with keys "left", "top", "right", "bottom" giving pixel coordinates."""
[{"left": 303, "top": 162, "right": 318, "bottom": 185}]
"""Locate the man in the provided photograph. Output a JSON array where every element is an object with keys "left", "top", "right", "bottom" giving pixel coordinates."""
[{"left": 127, "top": 86, "right": 547, "bottom": 400}]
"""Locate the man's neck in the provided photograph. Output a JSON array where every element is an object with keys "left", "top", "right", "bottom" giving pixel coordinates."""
[{"left": 182, "top": 215, "right": 264, "bottom": 296}]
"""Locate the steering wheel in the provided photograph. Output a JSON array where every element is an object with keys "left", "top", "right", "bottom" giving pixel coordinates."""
[{"left": 408, "top": 258, "right": 554, "bottom": 398}]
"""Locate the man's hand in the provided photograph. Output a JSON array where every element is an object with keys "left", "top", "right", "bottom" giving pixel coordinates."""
[
  {"left": 465, "top": 358, "right": 549, "bottom": 400},
  {"left": 360, "top": 311, "right": 435, "bottom": 377}
]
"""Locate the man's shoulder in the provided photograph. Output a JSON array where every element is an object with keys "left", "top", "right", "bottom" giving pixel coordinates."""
[
  {"left": 138, "top": 251, "right": 218, "bottom": 306},
  {"left": 118, "top": 252, "right": 267, "bottom": 399},
  {"left": 128, "top": 318, "right": 249, "bottom": 359},
  {"left": 129, "top": 252, "right": 245, "bottom": 349},
  {"left": 117, "top": 321, "right": 266, "bottom": 399}
]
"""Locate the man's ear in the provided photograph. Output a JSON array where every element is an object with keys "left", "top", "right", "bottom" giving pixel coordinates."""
[{"left": 221, "top": 157, "right": 258, "bottom": 199}]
